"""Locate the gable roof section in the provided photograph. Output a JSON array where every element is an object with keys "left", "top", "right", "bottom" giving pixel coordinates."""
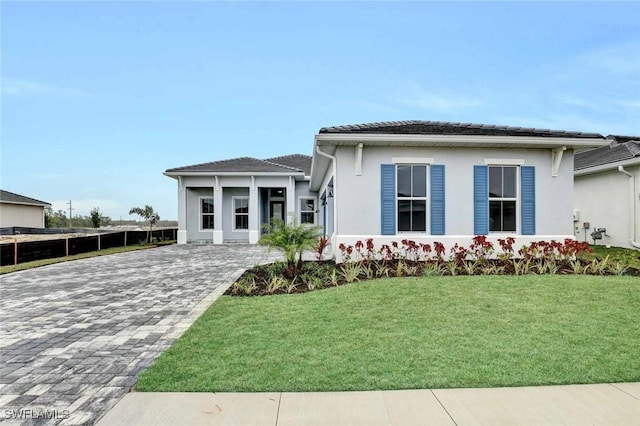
[
  {"left": 574, "top": 137, "right": 640, "bottom": 171},
  {"left": 166, "top": 155, "right": 311, "bottom": 175},
  {"left": 0, "top": 190, "right": 50, "bottom": 206},
  {"left": 265, "top": 154, "right": 312, "bottom": 175},
  {"left": 319, "top": 120, "right": 604, "bottom": 139}
]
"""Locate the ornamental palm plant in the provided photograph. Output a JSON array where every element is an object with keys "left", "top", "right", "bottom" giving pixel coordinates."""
[
  {"left": 259, "top": 218, "right": 320, "bottom": 274},
  {"left": 129, "top": 205, "right": 160, "bottom": 243}
]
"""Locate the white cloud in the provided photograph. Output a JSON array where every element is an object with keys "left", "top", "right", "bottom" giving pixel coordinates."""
[
  {"left": 553, "top": 94, "right": 599, "bottom": 110},
  {"left": 403, "top": 92, "right": 485, "bottom": 111},
  {"left": 2, "top": 77, "right": 89, "bottom": 97},
  {"left": 496, "top": 112, "right": 639, "bottom": 137},
  {"left": 396, "top": 83, "right": 486, "bottom": 112},
  {"left": 616, "top": 99, "right": 640, "bottom": 109},
  {"left": 579, "top": 41, "right": 640, "bottom": 76},
  {"left": 358, "top": 101, "right": 401, "bottom": 114}
]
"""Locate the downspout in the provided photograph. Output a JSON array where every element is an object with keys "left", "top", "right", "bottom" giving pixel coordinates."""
[
  {"left": 618, "top": 166, "right": 640, "bottom": 249},
  {"left": 315, "top": 145, "right": 337, "bottom": 241}
]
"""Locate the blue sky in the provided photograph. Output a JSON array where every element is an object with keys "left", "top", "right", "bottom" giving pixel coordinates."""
[{"left": 2, "top": 2, "right": 639, "bottom": 221}]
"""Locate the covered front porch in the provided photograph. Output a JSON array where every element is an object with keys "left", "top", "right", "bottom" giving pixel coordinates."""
[{"left": 177, "top": 175, "right": 299, "bottom": 244}]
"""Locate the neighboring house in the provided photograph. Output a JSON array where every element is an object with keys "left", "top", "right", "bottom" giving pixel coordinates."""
[
  {"left": 165, "top": 155, "right": 315, "bottom": 244},
  {"left": 166, "top": 120, "right": 609, "bottom": 258},
  {"left": 0, "top": 190, "right": 51, "bottom": 228},
  {"left": 574, "top": 136, "right": 640, "bottom": 250}
]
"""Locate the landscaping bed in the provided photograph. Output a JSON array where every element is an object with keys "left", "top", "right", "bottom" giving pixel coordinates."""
[{"left": 227, "top": 237, "right": 640, "bottom": 297}]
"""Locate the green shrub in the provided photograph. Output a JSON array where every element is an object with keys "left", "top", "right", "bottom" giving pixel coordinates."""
[{"left": 259, "top": 219, "right": 320, "bottom": 273}]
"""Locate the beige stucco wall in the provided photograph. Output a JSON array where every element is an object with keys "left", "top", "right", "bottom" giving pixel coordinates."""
[{"left": 0, "top": 203, "right": 45, "bottom": 228}]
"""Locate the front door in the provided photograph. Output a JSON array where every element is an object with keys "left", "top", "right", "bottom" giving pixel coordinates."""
[{"left": 269, "top": 201, "right": 285, "bottom": 223}]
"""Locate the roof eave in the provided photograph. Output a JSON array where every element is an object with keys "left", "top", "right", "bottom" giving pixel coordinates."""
[
  {"left": 0, "top": 200, "right": 50, "bottom": 207},
  {"left": 315, "top": 133, "right": 608, "bottom": 149},
  {"left": 164, "top": 171, "right": 305, "bottom": 177},
  {"left": 574, "top": 157, "right": 640, "bottom": 176}
]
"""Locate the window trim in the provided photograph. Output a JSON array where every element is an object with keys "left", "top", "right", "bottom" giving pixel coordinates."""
[
  {"left": 395, "top": 164, "right": 429, "bottom": 234},
  {"left": 392, "top": 157, "right": 434, "bottom": 165},
  {"left": 232, "top": 196, "right": 249, "bottom": 232},
  {"left": 484, "top": 158, "right": 525, "bottom": 166},
  {"left": 298, "top": 196, "right": 317, "bottom": 225},
  {"left": 488, "top": 165, "right": 520, "bottom": 233},
  {"left": 199, "top": 196, "right": 215, "bottom": 232}
]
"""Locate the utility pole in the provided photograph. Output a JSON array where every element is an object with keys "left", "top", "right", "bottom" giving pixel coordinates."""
[{"left": 67, "top": 200, "right": 74, "bottom": 228}]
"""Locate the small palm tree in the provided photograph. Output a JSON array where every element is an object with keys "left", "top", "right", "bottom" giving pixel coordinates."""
[
  {"left": 259, "top": 218, "right": 320, "bottom": 273},
  {"left": 129, "top": 205, "right": 160, "bottom": 243}
]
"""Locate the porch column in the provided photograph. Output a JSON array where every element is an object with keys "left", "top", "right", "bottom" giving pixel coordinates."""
[
  {"left": 249, "top": 176, "right": 259, "bottom": 243},
  {"left": 213, "top": 178, "right": 223, "bottom": 244},
  {"left": 286, "top": 176, "right": 296, "bottom": 224},
  {"left": 177, "top": 177, "right": 187, "bottom": 244}
]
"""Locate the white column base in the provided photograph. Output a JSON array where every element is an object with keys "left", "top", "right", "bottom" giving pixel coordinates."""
[
  {"left": 213, "top": 230, "right": 224, "bottom": 244},
  {"left": 249, "top": 230, "right": 260, "bottom": 244},
  {"left": 177, "top": 230, "right": 187, "bottom": 244}
]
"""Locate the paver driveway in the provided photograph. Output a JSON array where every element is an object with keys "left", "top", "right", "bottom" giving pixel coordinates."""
[{"left": 0, "top": 244, "right": 281, "bottom": 425}]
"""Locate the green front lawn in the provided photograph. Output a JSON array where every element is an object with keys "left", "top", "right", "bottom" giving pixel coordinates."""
[
  {"left": 588, "top": 244, "right": 640, "bottom": 270},
  {"left": 136, "top": 275, "right": 640, "bottom": 392}
]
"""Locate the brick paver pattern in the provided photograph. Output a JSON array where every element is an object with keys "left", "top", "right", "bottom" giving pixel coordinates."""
[{"left": 0, "top": 244, "right": 281, "bottom": 425}]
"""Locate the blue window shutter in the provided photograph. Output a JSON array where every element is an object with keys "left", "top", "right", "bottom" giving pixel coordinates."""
[
  {"left": 521, "top": 166, "right": 536, "bottom": 235},
  {"left": 430, "top": 165, "right": 445, "bottom": 235},
  {"left": 473, "top": 165, "right": 489, "bottom": 235},
  {"left": 380, "top": 164, "right": 396, "bottom": 235}
]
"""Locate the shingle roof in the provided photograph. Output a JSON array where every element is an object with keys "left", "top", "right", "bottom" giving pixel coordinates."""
[
  {"left": 0, "top": 190, "right": 50, "bottom": 206},
  {"left": 319, "top": 120, "right": 604, "bottom": 139},
  {"left": 265, "top": 154, "right": 312, "bottom": 175},
  {"left": 574, "top": 137, "right": 640, "bottom": 170},
  {"left": 166, "top": 155, "right": 311, "bottom": 174}
]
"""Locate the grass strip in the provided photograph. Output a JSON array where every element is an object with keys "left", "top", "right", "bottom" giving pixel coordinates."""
[{"left": 0, "top": 241, "right": 175, "bottom": 274}]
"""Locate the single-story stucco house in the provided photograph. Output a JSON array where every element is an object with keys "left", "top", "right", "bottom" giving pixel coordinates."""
[
  {"left": 0, "top": 190, "right": 51, "bottom": 228},
  {"left": 574, "top": 135, "right": 640, "bottom": 250},
  {"left": 166, "top": 120, "right": 610, "bottom": 259}
]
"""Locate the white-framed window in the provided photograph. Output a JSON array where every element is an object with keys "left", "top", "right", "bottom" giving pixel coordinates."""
[
  {"left": 200, "top": 197, "right": 214, "bottom": 230},
  {"left": 397, "top": 164, "right": 427, "bottom": 232},
  {"left": 233, "top": 197, "right": 249, "bottom": 230},
  {"left": 489, "top": 165, "right": 518, "bottom": 232},
  {"left": 299, "top": 197, "right": 316, "bottom": 225}
]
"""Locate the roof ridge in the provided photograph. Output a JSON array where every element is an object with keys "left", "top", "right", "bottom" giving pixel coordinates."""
[
  {"left": 267, "top": 153, "right": 310, "bottom": 159},
  {"left": 624, "top": 141, "right": 640, "bottom": 156},
  {"left": 260, "top": 158, "right": 304, "bottom": 172}
]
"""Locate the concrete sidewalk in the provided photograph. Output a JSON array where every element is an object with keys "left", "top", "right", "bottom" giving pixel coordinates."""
[{"left": 97, "top": 383, "right": 639, "bottom": 425}]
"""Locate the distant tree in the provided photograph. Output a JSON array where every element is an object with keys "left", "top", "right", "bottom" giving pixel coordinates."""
[
  {"left": 90, "top": 207, "right": 102, "bottom": 228},
  {"left": 46, "top": 209, "right": 69, "bottom": 228},
  {"left": 44, "top": 206, "right": 54, "bottom": 228},
  {"left": 101, "top": 215, "right": 113, "bottom": 226},
  {"left": 129, "top": 205, "right": 160, "bottom": 243}
]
